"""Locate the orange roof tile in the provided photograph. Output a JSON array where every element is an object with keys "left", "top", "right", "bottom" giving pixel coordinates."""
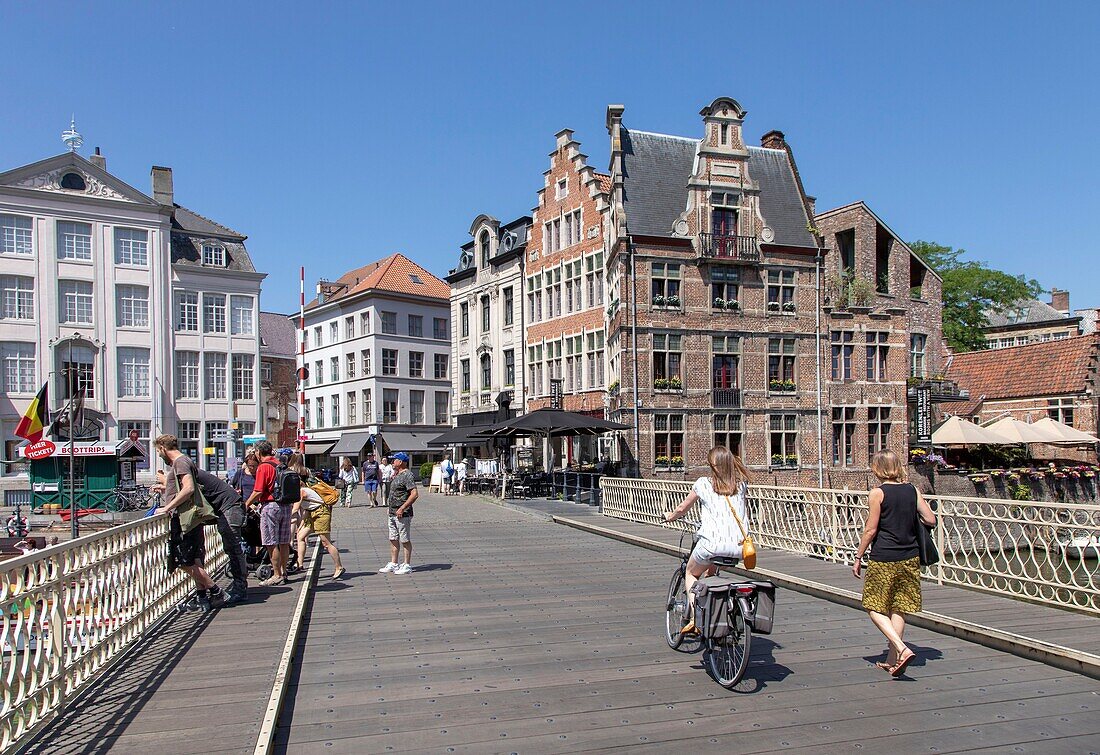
[
  {"left": 946, "top": 334, "right": 1099, "bottom": 401},
  {"left": 595, "top": 172, "right": 612, "bottom": 194},
  {"left": 306, "top": 253, "right": 449, "bottom": 309}
]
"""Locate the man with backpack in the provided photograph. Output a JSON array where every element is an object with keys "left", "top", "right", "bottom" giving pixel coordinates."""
[
  {"left": 245, "top": 441, "right": 298, "bottom": 586},
  {"left": 441, "top": 453, "right": 455, "bottom": 495}
]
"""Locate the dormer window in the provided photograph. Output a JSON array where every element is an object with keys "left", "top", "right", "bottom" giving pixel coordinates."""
[
  {"left": 202, "top": 244, "right": 226, "bottom": 267},
  {"left": 478, "top": 230, "right": 491, "bottom": 268},
  {"left": 60, "top": 172, "right": 86, "bottom": 191},
  {"left": 555, "top": 178, "right": 568, "bottom": 200}
]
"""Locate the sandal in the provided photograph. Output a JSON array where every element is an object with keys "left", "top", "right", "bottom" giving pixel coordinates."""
[
  {"left": 679, "top": 620, "right": 701, "bottom": 636},
  {"left": 889, "top": 649, "right": 916, "bottom": 677}
]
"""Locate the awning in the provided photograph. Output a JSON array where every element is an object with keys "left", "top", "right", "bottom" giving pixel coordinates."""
[
  {"left": 378, "top": 430, "right": 435, "bottom": 453},
  {"left": 302, "top": 440, "right": 336, "bottom": 455},
  {"left": 330, "top": 431, "right": 373, "bottom": 456},
  {"left": 428, "top": 426, "right": 494, "bottom": 447}
]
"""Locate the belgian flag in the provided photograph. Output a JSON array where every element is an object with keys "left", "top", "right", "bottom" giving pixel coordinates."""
[{"left": 15, "top": 383, "right": 48, "bottom": 443}]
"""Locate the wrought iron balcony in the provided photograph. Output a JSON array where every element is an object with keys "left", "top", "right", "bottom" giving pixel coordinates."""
[
  {"left": 906, "top": 376, "right": 968, "bottom": 402},
  {"left": 712, "top": 387, "right": 742, "bottom": 408},
  {"left": 699, "top": 233, "right": 760, "bottom": 262}
]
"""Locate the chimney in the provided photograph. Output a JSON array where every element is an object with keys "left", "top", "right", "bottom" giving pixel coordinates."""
[
  {"left": 1050, "top": 288, "right": 1070, "bottom": 316},
  {"left": 760, "top": 130, "right": 787, "bottom": 150},
  {"left": 151, "top": 166, "right": 173, "bottom": 206},
  {"left": 89, "top": 146, "right": 107, "bottom": 171}
]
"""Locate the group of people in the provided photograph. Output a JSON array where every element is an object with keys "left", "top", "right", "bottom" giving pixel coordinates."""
[
  {"left": 358, "top": 454, "right": 397, "bottom": 507},
  {"left": 439, "top": 453, "right": 468, "bottom": 495},
  {"left": 664, "top": 446, "right": 936, "bottom": 678}
]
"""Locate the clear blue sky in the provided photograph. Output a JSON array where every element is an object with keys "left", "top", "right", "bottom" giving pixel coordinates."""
[{"left": 3, "top": 2, "right": 1097, "bottom": 312}]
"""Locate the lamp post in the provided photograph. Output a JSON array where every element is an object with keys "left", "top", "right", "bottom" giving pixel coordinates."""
[{"left": 50, "top": 332, "right": 93, "bottom": 541}]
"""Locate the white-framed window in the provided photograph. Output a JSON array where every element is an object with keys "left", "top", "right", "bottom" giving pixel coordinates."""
[
  {"left": 766, "top": 269, "right": 796, "bottom": 312},
  {"left": 204, "top": 352, "right": 227, "bottom": 400},
  {"left": 586, "top": 330, "right": 605, "bottom": 389},
  {"left": 316, "top": 396, "right": 324, "bottom": 428},
  {"left": 585, "top": 253, "right": 604, "bottom": 308},
  {"left": 382, "top": 389, "right": 399, "bottom": 423},
  {"left": 261, "top": 361, "right": 272, "bottom": 385},
  {"left": 434, "top": 353, "right": 448, "bottom": 380},
  {"left": 345, "top": 316, "right": 355, "bottom": 340},
  {"left": 362, "top": 389, "right": 372, "bottom": 424},
  {"left": 114, "top": 228, "right": 148, "bottom": 265},
  {"left": 1, "top": 214, "right": 33, "bottom": 255},
  {"left": 434, "top": 391, "right": 449, "bottom": 425},
  {"left": 409, "top": 351, "right": 424, "bottom": 378},
  {"left": 830, "top": 330, "right": 854, "bottom": 381},
  {"left": 303, "top": 399, "right": 311, "bottom": 429},
  {"left": 330, "top": 356, "right": 339, "bottom": 382},
  {"left": 330, "top": 393, "right": 340, "bottom": 425},
  {"left": 230, "top": 296, "right": 254, "bottom": 335},
  {"left": 866, "top": 331, "right": 889, "bottom": 382},
  {"left": 59, "top": 280, "right": 93, "bottom": 324},
  {"left": 410, "top": 390, "right": 425, "bottom": 424},
  {"left": 57, "top": 221, "right": 92, "bottom": 260},
  {"left": 175, "top": 291, "right": 199, "bottom": 332},
  {"left": 62, "top": 345, "right": 96, "bottom": 399},
  {"left": 232, "top": 354, "right": 254, "bottom": 400},
  {"left": 654, "top": 414, "right": 684, "bottom": 467},
  {"left": 117, "top": 347, "right": 151, "bottom": 397},
  {"left": 347, "top": 391, "right": 357, "bottom": 425},
  {"left": 563, "top": 209, "right": 581, "bottom": 248},
  {"left": 461, "top": 358, "right": 471, "bottom": 393},
  {"left": 330, "top": 322, "right": 339, "bottom": 343},
  {"left": 2, "top": 343, "right": 36, "bottom": 393},
  {"left": 382, "top": 349, "right": 398, "bottom": 376},
  {"left": 1, "top": 276, "right": 34, "bottom": 320},
  {"left": 176, "top": 351, "right": 200, "bottom": 399},
  {"left": 203, "top": 293, "right": 226, "bottom": 333},
  {"left": 346, "top": 353, "right": 356, "bottom": 379},
  {"left": 434, "top": 317, "right": 448, "bottom": 339},
  {"left": 769, "top": 414, "right": 799, "bottom": 467},
  {"left": 408, "top": 314, "right": 423, "bottom": 338},
  {"left": 360, "top": 312, "right": 370, "bottom": 334},
  {"left": 381, "top": 311, "right": 397, "bottom": 335},
  {"left": 1048, "top": 397, "right": 1075, "bottom": 426},
  {"left": 868, "top": 406, "right": 891, "bottom": 457},
  {"left": 910, "top": 334, "right": 927, "bottom": 378},
  {"left": 460, "top": 303, "right": 469, "bottom": 337},
  {"left": 313, "top": 325, "right": 322, "bottom": 347},
  {"left": 713, "top": 414, "right": 742, "bottom": 455},
  {"left": 314, "top": 360, "right": 323, "bottom": 385},
  {"left": 832, "top": 406, "right": 856, "bottom": 466},
  {"left": 565, "top": 261, "right": 581, "bottom": 313},
  {"left": 362, "top": 349, "right": 371, "bottom": 376},
  {"left": 116, "top": 285, "right": 150, "bottom": 328},
  {"left": 202, "top": 244, "right": 226, "bottom": 267}
]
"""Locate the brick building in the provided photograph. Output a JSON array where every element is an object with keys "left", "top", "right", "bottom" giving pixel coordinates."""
[
  {"left": 603, "top": 98, "right": 945, "bottom": 485},
  {"left": 258, "top": 311, "right": 298, "bottom": 447}
]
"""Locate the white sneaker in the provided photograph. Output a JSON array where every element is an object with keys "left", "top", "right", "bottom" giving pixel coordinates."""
[
  {"left": 394, "top": 563, "right": 413, "bottom": 575},
  {"left": 378, "top": 562, "right": 399, "bottom": 573}
]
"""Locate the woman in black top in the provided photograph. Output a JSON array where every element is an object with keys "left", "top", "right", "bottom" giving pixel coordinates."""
[{"left": 853, "top": 450, "right": 936, "bottom": 677}]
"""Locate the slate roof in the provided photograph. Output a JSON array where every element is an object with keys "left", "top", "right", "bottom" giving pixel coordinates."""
[
  {"left": 170, "top": 204, "right": 256, "bottom": 272},
  {"left": 618, "top": 129, "right": 816, "bottom": 249},
  {"left": 945, "top": 335, "right": 1099, "bottom": 401},
  {"left": 259, "top": 311, "right": 297, "bottom": 359},
  {"left": 1076, "top": 308, "right": 1099, "bottom": 335},
  {"left": 306, "top": 253, "right": 449, "bottom": 309},
  {"left": 172, "top": 204, "right": 245, "bottom": 239},
  {"left": 984, "top": 298, "right": 1073, "bottom": 329}
]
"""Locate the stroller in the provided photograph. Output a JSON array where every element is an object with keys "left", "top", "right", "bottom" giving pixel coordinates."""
[{"left": 243, "top": 507, "right": 299, "bottom": 582}]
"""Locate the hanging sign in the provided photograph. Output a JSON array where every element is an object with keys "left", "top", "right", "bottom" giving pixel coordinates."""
[
  {"left": 550, "top": 379, "right": 564, "bottom": 410},
  {"left": 916, "top": 386, "right": 932, "bottom": 445},
  {"left": 24, "top": 440, "right": 57, "bottom": 460}
]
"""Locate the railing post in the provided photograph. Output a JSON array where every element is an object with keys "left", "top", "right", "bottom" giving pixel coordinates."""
[
  {"left": 831, "top": 490, "right": 842, "bottom": 564},
  {"left": 934, "top": 498, "right": 946, "bottom": 585}
]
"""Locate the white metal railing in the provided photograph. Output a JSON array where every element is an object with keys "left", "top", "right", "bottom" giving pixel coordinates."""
[
  {"left": 600, "top": 478, "right": 1100, "bottom": 615},
  {"left": 0, "top": 516, "right": 226, "bottom": 751}
]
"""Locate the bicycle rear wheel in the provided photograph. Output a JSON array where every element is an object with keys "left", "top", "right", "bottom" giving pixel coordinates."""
[
  {"left": 703, "top": 597, "right": 752, "bottom": 688},
  {"left": 665, "top": 567, "right": 691, "bottom": 649}
]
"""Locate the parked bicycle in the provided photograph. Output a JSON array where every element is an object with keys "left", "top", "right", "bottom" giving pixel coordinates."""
[
  {"left": 108, "top": 485, "right": 156, "bottom": 512},
  {"left": 665, "top": 531, "right": 775, "bottom": 688}
]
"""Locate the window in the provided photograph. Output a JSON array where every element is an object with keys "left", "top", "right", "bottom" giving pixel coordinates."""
[
  {"left": 203, "top": 294, "right": 226, "bottom": 333},
  {"left": 875, "top": 226, "right": 891, "bottom": 293},
  {"left": 832, "top": 406, "right": 856, "bottom": 466},
  {"left": 830, "top": 331, "right": 854, "bottom": 380},
  {"left": 229, "top": 354, "right": 254, "bottom": 401},
  {"left": 460, "top": 303, "right": 469, "bottom": 337},
  {"left": 910, "top": 257, "right": 927, "bottom": 299},
  {"left": 346, "top": 353, "right": 356, "bottom": 379},
  {"left": 174, "top": 292, "right": 198, "bottom": 332},
  {"left": 2, "top": 343, "right": 36, "bottom": 393},
  {"left": 714, "top": 414, "right": 742, "bottom": 455},
  {"left": 434, "top": 317, "right": 448, "bottom": 340},
  {"left": 868, "top": 406, "right": 891, "bottom": 458},
  {"left": 61, "top": 345, "right": 95, "bottom": 399},
  {"left": 502, "top": 287, "right": 514, "bottom": 326},
  {"left": 361, "top": 312, "right": 371, "bottom": 335},
  {"left": 204, "top": 422, "right": 228, "bottom": 472},
  {"left": 381, "top": 311, "right": 397, "bottom": 335},
  {"left": 770, "top": 415, "right": 798, "bottom": 466},
  {"left": 480, "top": 295, "right": 490, "bottom": 333},
  {"left": 504, "top": 349, "right": 515, "bottom": 386},
  {"left": 204, "top": 353, "right": 227, "bottom": 399},
  {"left": 435, "top": 353, "right": 448, "bottom": 380},
  {"left": 527, "top": 274, "right": 542, "bottom": 323},
  {"left": 546, "top": 339, "right": 562, "bottom": 389},
  {"left": 479, "top": 231, "right": 491, "bottom": 268},
  {"left": 712, "top": 335, "right": 740, "bottom": 394},
  {"left": 381, "top": 349, "right": 398, "bottom": 376},
  {"left": 362, "top": 389, "right": 373, "bottom": 424},
  {"left": 347, "top": 391, "right": 357, "bottom": 424},
  {"left": 1, "top": 276, "right": 34, "bottom": 320},
  {"left": 175, "top": 351, "right": 200, "bottom": 399},
  {"left": 480, "top": 354, "right": 492, "bottom": 391},
  {"left": 866, "top": 332, "right": 889, "bottom": 382},
  {"left": 118, "top": 348, "right": 150, "bottom": 397},
  {"left": 410, "top": 390, "right": 425, "bottom": 424},
  {"left": 651, "top": 262, "right": 682, "bottom": 307},
  {"left": 565, "top": 261, "right": 581, "bottom": 313},
  {"left": 546, "top": 268, "right": 561, "bottom": 318},
  {"left": 330, "top": 322, "right": 339, "bottom": 343},
  {"left": 585, "top": 253, "right": 604, "bottom": 307},
  {"left": 527, "top": 344, "right": 543, "bottom": 396},
  {"left": 652, "top": 333, "right": 682, "bottom": 385},
  {"left": 383, "top": 389, "right": 399, "bottom": 423},
  {"left": 362, "top": 349, "right": 371, "bottom": 376},
  {"left": 57, "top": 221, "right": 92, "bottom": 260},
  {"left": 116, "top": 285, "right": 149, "bottom": 328},
  {"left": 460, "top": 359, "right": 470, "bottom": 393},
  {"left": 556, "top": 178, "right": 568, "bottom": 199},
  {"left": 836, "top": 229, "right": 856, "bottom": 275},
  {"left": 230, "top": 296, "right": 254, "bottom": 335},
  {"left": 720, "top": 123, "right": 729, "bottom": 145},
  {"left": 114, "top": 228, "right": 148, "bottom": 265},
  {"left": 408, "top": 315, "right": 423, "bottom": 338},
  {"left": 562, "top": 210, "right": 581, "bottom": 248},
  {"left": 178, "top": 421, "right": 200, "bottom": 464},
  {"left": 435, "top": 391, "right": 449, "bottom": 425},
  {"left": 345, "top": 316, "right": 355, "bottom": 340},
  {"left": 330, "top": 394, "right": 340, "bottom": 426},
  {"left": 586, "top": 331, "right": 605, "bottom": 389},
  {"left": 565, "top": 335, "right": 581, "bottom": 392},
  {"left": 120, "top": 421, "right": 151, "bottom": 461},
  {"left": 59, "top": 280, "right": 93, "bottom": 324},
  {"left": 201, "top": 244, "right": 226, "bottom": 267},
  {"left": 910, "top": 334, "right": 927, "bottom": 378},
  {"left": 767, "top": 269, "right": 796, "bottom": 312},
  {"left": 330, "top": 356, "right": 339, "bottom": 382},
  {"left": 0, "top": 214, "right": 33, "bottom": 255},
  {"left": 767, "top": 338, "right": 797, "bottom": 391},
  {"left": 303, "top": 399, "right": 310, "bottom": 429},
  {"left": 654, "top": 414, "right": 684, "bottom": 466},
  {"left": 314, "top": 326, "right": 323, "bottom": 346},
  {"left": 316, "top": 397, "right": 324, "bottom": 428},
  {"left": 1048, "top": 398, "right": 1075, "bottom": 426},
  {"left": 314, "top": 360, "right": 323, "bottom": 385},
  {"left": 261, "top": 361, "right": 272, "bottom": 385},
  {"left": 711, "top": 267, "right": 741, "bottom": 310},
  {"left": 409, "top": 351, "right": 424, "bottom": 378}
]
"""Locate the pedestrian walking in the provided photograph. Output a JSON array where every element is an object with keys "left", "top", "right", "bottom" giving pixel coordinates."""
[
  {"left": 338, "top": 458, "right": 359, "bottom": 507},
  {"left": 362, "top": 454, "right": 381, "bottom": 506},
  {"left": 244, "top": 441, "right": 296, "bottom": 586},
  {"left": 295, "top": 465, "right": 346, "bottom": 580},
  {"left": 853, "top": 450, "right": 937, "bottom": 677},
  {"left": 379, "top": 455, "right": 395, "bottom": 506},
  {"left": 441, "top": 453, "right": 455, "bottom": 495},
  {"left": 378, "top": 452, "right": 417, "bottom": 575},
  {"left": 455, "top": 457, "right": 467, "bottom": 495}
]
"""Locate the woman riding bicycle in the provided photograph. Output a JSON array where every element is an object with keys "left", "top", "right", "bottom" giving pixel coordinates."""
[{"left": 664, "top": 446, "right": 751, "bottom": 634}]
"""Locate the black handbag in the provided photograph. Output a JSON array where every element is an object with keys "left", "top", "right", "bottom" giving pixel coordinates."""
[{"left": 916, "top": 520, "right": 939, "bottom": 566}]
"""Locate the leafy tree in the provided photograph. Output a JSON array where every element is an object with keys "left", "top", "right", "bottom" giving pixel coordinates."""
[{"left": 910, "top": 240, "right": 1043, "bottom": 353}]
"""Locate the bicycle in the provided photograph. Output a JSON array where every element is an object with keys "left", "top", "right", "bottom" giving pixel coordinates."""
[
  {"left": 665, "top": 530, "right": 771, "bottom": 689},
  {"left": 108, "top": 485, "right": 155, "bottom": 512}
]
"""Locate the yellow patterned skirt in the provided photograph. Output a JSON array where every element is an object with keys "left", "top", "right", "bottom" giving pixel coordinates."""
[{"left": 862, "top": 556, "right": 922, "bottom": 614}]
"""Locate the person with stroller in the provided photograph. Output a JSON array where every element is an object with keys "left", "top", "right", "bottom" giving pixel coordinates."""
[
  {"left": 232, "top": 450, "right": 259, "bottom": 502},
  {"left": 291, "top": 455, "right": 346, "bottom": 580},
  {"left": 244, "top": 441, "right": 293, "bottom": 586}
]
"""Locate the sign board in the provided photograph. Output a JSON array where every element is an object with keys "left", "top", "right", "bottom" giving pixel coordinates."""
[
  {"left": 203, "top": 446, "right": 215, "bottom": 455},
  {"left": 24, "top": 440, "right": 57, "bottom": 460},
  {"left": 243, "top": 434, "right": 266, "bottom": 444},
  {"left": 916, "top": 386, "right": 932, "bottom": 445},
  {"left": 210, "top": 431, "right": 230, "bottom": 442},
  {"left": 516, "top": 446, "right": 534, "bottom": 470},
  {"left": 298, "top": 434, "right": 310, "bottom": 441},
  {"left": 19, "top": 441, "right": 116, "bottom": 458},
  {"left": 549, "top": 379, "right": 564, "bottom": 410}
]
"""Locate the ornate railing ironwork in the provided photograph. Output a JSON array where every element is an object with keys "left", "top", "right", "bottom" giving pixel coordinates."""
[
  {"left": 712, "top": 388, "right": 742, "bottom": 408},
  {"left": 698, "top": 233, "right": 760, "bottom": 262}
]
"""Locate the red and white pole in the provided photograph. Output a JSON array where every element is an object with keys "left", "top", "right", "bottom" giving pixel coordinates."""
[{"left": 298, "top": 265, "right": 306, "bottom": 454}]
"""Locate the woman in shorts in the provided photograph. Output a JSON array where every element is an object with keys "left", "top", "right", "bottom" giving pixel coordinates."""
[
  {"left": 292, "top": 458, "right": 346, "bottom": 580},
  {"left": 663, "top": 445, "right": 751, "bottom": 635}
]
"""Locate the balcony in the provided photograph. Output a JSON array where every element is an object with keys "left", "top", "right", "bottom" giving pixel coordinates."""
[
  {"left": 712, "top": 387, "right": 742, "bottom": 408},
  {"left": 699, "top": 233, "right": 760, "bottom": 263},
  {"left": 906, "top": 376, "right": 968, "bottom": 402}
]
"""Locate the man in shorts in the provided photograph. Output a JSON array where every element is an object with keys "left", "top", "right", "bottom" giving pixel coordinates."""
[
  {"left": 378, "top": 452, "right": 418, "bottom": 575},
  {"left": 362, "top": 453, "right": 381, "bottom": 506},
  {"left": 244, "top": 441, "right": 291, "bottom": 586}
]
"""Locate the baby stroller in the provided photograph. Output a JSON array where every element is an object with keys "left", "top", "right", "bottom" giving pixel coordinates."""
[{"left": 242, "top": 508, "right": 299, "bottom": 582}]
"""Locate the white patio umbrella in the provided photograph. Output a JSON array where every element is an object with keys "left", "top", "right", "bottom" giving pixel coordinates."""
[
  {"left": 1031, "top": 417, "right": 1100, "bottom": 445},
  {"left": 931, "top": 415, "right": 1014, "bottom": 445},
  {"left": 984, "top": 416, "right": 1065, "bottom": 444}
]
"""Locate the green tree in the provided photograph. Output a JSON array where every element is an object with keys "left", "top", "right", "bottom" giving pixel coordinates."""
[{"left": 910, "top": 240, "right": 1043, "bottom": 353}]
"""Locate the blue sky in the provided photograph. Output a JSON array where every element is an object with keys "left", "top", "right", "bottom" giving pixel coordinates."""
[{"left": 3, "top": 1, "right": 1097, "bottom": 312}]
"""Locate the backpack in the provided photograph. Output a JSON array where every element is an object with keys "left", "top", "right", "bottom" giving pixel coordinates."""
[
  {"left": 266, "top": 460, "right": 301, "bottom": 505},
  {"left": 308, "top": 479, "right": 340, "bottom": 506}
]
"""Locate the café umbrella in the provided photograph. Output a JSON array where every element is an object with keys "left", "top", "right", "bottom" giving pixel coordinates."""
[
  {"left": 931, "top": 415, "right": 1014, "bottom": 446},
  {"left": 984, "top": 416, "right": 1065, "bottom": 444},
  {"left": 1030, "top": 417, "right": 1100, "bottom": 445},
  {"left": 473, "top": 408, "right": 631, "bottom": 470}
]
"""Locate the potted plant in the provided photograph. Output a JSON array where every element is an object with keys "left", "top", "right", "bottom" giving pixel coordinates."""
[
  {"left": 782, "top": 301, "right": 796, "bottom": 313},
  {"left": 670, "top": 456, "right": 684, "bottom": 469},
  {"left": 910, "top": 448, "right": 929, "bottom": 464},
  {"left": 782, "top": 379, "right": 796, "bottom": 392},
  {"left": 608, "top": 380, "right": 620, "bottom": 395},
  {"left": 785, "top": 454, "right": 799, "bottom": 467},
  {"left": 652, "top": 294, "right": 666, "bottom": 306},
  {"left": 666, "top": 295, "right": 681, "bottom": 307},
  {"left": 654, "top": 377, "right": 670, "bottom": 390},
  {"left": 655, "top": 455, "right": 670, "bottom": 467},
  {"left": 713, "top": 297, "right": 726, "bottom": 309},
  {"left": 668, "top": 376, "right": 683, "bottom": 391},
  {"left": 848, "top": 276, "right": 876, "bottom": 307},
  {"left": 725, "top": 299, "right": 740, "bottom": 311},
  {"left": 767, "top": 301, "right": 781, "bottom": 312},
  {"left": 769, "top": 379, "right": 785, "bottom": 392},
  {"left": 771, "top": 453, "right": 784, "bottom": 467}
]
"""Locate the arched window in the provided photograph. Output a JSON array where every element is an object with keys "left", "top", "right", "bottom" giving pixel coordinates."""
[
  {"left": 479, "top": 231, "right": 491, "bottom": 268},
  {"left": 480, "top": 353, "right": 492, "bottom": 391},
  {"left": 60, "top": 172, "right": 87, "bottom": 191}
]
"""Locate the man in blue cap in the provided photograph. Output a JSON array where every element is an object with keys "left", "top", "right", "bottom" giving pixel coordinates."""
[{"left": 378, "top": 452, "right": 418, "bottom": 575}]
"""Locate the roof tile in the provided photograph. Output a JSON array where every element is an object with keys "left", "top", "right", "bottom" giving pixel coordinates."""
[
  {"left": 946, "top": 335, "right": 1099, "bottom": 401},
  {"left": 306, "top": 253, "right": 448, "bottom": 309}
]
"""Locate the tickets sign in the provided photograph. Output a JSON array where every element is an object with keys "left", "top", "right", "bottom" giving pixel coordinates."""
[{"left": 24, "top": 440, "right": 57, "bottom": 460}]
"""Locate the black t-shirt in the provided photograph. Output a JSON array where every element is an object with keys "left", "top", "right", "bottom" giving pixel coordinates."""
[{"left": 194, "top": 467, "right": 244, "bottom": 514}]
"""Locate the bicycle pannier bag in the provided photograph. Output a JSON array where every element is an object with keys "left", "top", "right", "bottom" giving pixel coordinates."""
[
  {"left": 691, "top": 576, "right": 738, "bottom": 639},
  {"left": 749, "top": 581, "right": 776, "bottom": 635}
]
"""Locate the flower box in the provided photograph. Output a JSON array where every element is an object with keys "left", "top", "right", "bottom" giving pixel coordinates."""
[
  {"left": 767, "top": 301, "right": 781, "bottom": 312},
  {"left": 652, "top": 295, "right": 666, "bottom": 306},
  {"left": 769, "top": 379, "right": 796, "bottom": 393},
  {"left": 725, "top": 300, "right": 740, "bottom": 311},
  {"left": 782, "top": 301, "right": 796, "bottom": 313}
]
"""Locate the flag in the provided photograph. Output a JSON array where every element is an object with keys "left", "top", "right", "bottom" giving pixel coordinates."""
[{"left": 15, "top": 383, "right": 48, "bottom": 443}]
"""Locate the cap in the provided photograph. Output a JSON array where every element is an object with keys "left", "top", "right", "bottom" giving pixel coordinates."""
[{"left": 392, "top": 452, "right": 410, "bottom": 464}]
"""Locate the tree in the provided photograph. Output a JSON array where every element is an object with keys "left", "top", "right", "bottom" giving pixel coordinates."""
[{"left": 910, "top": 240, "right": 1043, "bottom": 353}]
